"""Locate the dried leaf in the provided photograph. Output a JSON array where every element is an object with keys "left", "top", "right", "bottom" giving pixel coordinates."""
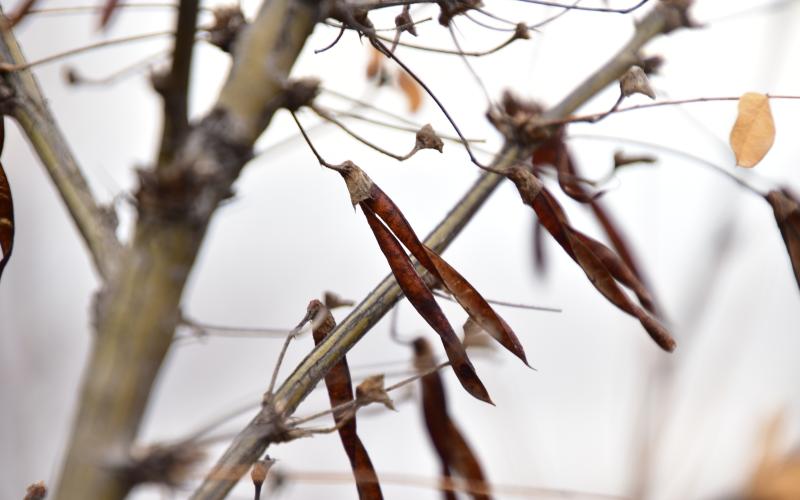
[
  {"left": 414, "top": 338, "right": 492, "bottom": 500},
  {"left": 355, "top": 374, "right": 395, "bottom": 411},
  {"left": 423, "top": 247, "right": 528, "bottom": 365},
  {"left": 366, "top": 48, "right": 383, "bottom": 80},
  {"left": 730, "top": 92, "right": 775, "bottom": 168},
  {"left": 415, "top": 124, "right": 444, "bottom": 153},
  {"left": 619, "top": 66, "right": 655, "bottom": 99},
  {"left": 361, "top": 205, "right": 492, "bottom": 404},
  {"left": 745, "top": 412, "right": 800, "bottom": 500},
  {"left": 507, "top": 167, "right": 675, "bottom": 351},
  {"left": 397, "top": 71, "right": 423, "bottom": 113},
  {"left": 308, "top": 300, "right": 383, "bottom": 500},
  {"left": 765, "top": 189, "right": 800, "bottom": 292},
  {"left": 0, "top": 119, "right": 13, "bottom": 285}
]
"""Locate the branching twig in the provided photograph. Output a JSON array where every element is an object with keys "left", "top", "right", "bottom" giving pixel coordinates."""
[
  {"left": 0, "top": 21, "right": 121, "bottom": 278},
  {"left": 192, "top": 5, "right": 687, "bottom": 498}
]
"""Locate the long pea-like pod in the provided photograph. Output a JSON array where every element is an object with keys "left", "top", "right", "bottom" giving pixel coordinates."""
[
  {"left": 765, "top": 189, "right": 800, "bottom": 292},
  {"left": 361, "top": 204, "right": 492, "bottom": 404},
  {"left": 338, "top": 162, "right": 526, "bottom": 364},
  {"left": 307, "top": 300, "right": 383, "bottom": 500},
  {"left": 0, "top": 119, "right": 14, "bottom": 284},
  {"left": 507, "top": 166, "right": 675, "bottom": 352},
  {"left": 414, "top": 338, "right": 492, "bottom": 500}
]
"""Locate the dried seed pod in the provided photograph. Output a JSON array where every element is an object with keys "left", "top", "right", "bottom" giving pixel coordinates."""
[
  {"left": 309, "top": 300, "right": 383, "bottom": 499},
  {"left": 619, "top": 66, "right": 655, "bottom": 99}
]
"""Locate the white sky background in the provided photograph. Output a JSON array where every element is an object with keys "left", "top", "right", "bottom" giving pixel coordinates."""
[{"left": 1, "top": 0, "right": 800, "bottom": 499}]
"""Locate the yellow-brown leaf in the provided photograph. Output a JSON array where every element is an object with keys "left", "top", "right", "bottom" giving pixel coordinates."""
[
  {"left": 730, "top": 92, "right": 775, "bottom": 168},
  {"left": 397, "top": 71, "right": 423, "bottom": 113}
]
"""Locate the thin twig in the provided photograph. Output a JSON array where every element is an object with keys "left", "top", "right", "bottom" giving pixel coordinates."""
[
  {"left": 309, "top": 105, "right": 417, "bottom": 161},
  {"left": 65, "top": 49, "right": 169, "bottom": 86},
  {"left": 568, "top": 134, "right": 767, "bottom": 196},
  {"left": 431, "top": 289, "right": 562, "bottom": 313},
  {"left": 541, "top": 94, "right": 800, "bottom": 126},
  {"left": 325, "top": 108, "right": 486, "bottom": 143},
  {"left": 0, "top": 31, "right": 174, "bottom": 73},
  {"left": 266, "top": 310, "right": 315, "bottom": 397},
  {"left": 277, "top": 469, "right": 630, "bottom": 499},
  {"left": 373, "top": 28, "right": 522, "bottom": 57},
  {"left": 291, "top": 362, "right": 449, "bottom": 427}
]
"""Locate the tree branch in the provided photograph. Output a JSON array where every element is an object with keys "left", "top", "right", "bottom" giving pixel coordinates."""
[
  {"left": 0, "top": 16, "right": 121, "bottom": 279},
  {"left": 191, "top": 3, "right": 689, "bottom": 498},
  {"left": 50, "top": 0, "right": 322, "bottom": 498},
  {"left": 155, "top": 0, "right": 198, "bottom": 166}
]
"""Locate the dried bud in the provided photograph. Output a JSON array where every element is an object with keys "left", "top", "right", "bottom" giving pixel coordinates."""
[
  {"left": 415, "top": 124, "right": 444, "bottom": 153},
  {"left": 63, "top": 67, "right": 81, "bottom": 85},
  {"left": 619, "top": 66, "right": 655, "bottom": 99},
  {"left": 514, "top": 22, "right": 530, "bottom": 40},
  {"left": 338, "top": 161, "right": 374, "bottom": 206},
  {"left": 24, "top": 481, "right": 46, "bottom": 500},
  {"left": 394, "top": 10, "right": 417, "bottom": 36},
  {"left": 207, "top": 5, "right": 247, "bottom": 53},
  {"left": 323, "top": 291, "right": 355, "bottom": 309},
  {"left": 639, "top": 54, "right": 665, "bottom": 75},
  {"left": 251, "top": 457, "right": 275, "bottom": 500},
  {"left": 356, "top": 374, "right": 395, "bottom": 410},
  {"left": 462, "top": 318, "right": 494, "bottom": 351},
  {"left": 251, "top": 457, "right": 274, "bottom": 486},
  {"left": 283, "top": 77, "right": 320, "bottom": 112}
]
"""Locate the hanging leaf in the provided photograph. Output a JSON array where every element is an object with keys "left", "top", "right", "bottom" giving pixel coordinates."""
[
  {"left": 0, "top": 119, "right": 14, "bottom": 285},
  {"left": 730, "top": 92, "right": 775, "bottom": 168},
  {"left": 507, "top": 166, "right": 675, "bottom": 351},
  {"left": 414, "top": 338, "right": 492, "bottom": 500},
  {"left": 361, "top": 205, "right": 492, "bottom": 404},
  {"left": 765, "top": 189, "right": 800, "bottom": 292},
  {"left": 307, "top": 300, "right": 383, "bottom": 500},
  {"left": 397, "top": 71, "right": 423, "bottom": 113}
]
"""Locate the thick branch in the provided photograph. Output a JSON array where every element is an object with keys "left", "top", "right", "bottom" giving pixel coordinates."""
[
  {"left": 52, "top": 0, "right": 321, "bottom": 499},
  {"left": 0, "top": 18, "right": 121, "bottom": 279},
  {"left": 192, "top": 4, "right": 686, "bottom": 498}
]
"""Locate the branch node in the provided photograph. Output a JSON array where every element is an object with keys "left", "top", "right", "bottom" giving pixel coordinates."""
[{"left": 207, "top": 5, "right": 247, "bottom": 53}]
